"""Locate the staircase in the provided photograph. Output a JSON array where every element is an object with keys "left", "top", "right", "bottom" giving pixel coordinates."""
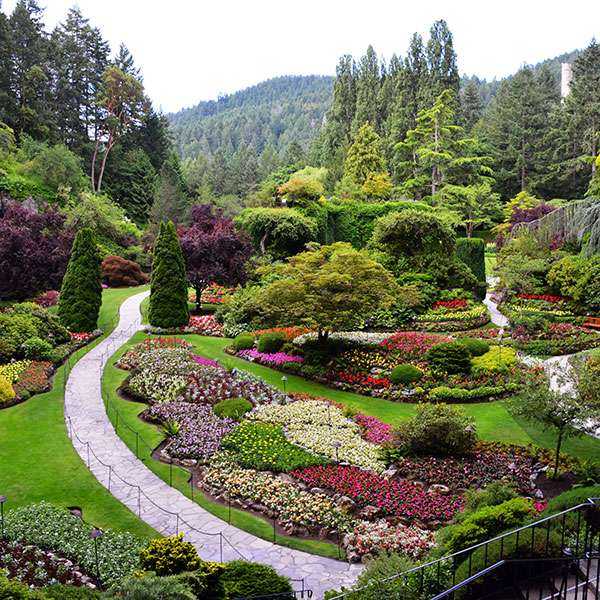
[{"left": 328, "top": 498, "right": 600, "bottom": 600}]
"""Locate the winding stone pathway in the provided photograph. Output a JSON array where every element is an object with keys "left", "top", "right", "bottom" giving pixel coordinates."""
[{"left": 64, "top": 291, "right": 363, "bottom": 598}]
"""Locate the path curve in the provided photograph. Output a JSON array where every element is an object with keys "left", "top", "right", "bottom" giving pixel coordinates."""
[{"left": 64, "top": 291, "right": 363, "bottom": 598}]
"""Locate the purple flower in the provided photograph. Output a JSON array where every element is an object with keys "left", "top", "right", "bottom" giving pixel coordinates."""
[
  {"left": 192, "top": 355, "right": 221, "bottom": 369},
  {"left": 237, "top": 349, "right": 304, "bottom": 366}
]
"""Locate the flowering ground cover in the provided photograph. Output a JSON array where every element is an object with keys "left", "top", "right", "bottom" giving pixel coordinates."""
[
  {"left": 146, "top": 314, "right": 224, "bottom": 336},
  {"left": 252, "top": 326, "right": 312, "bottom": 341},
  {"left": 416, "top": 305, "right": 490, "bottom": 331},
  {"left": 238, "top": 348, "right": 304, "bottom": 367},
  {"left": 199, "top": 283, "right": 235, "bottom": 304},
  {"left": 291, "top": 464, "right": 464, "bottom": 524},
  {"left": 145, "top": 401, "right": 236, "bottom": 462},
  {"left": 511, "top": 321, "right": 600, "bottom": 355},
  {"left": 353, "top": 414, "right": 394, "bottom": 444},
  {"left": 12, "top": 360, "right": 52, "bottom": 400},
  {"left": 379, "top": 332, "right": 452, "bottom": 358}
]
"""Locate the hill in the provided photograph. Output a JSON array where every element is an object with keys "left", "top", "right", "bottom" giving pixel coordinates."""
[{"left": 168, "top": 75, "right": 334, "bottom": 160}]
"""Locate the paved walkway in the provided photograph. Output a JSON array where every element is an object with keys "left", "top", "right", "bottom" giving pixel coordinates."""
[{"left": 64, "top": 291, "right": 363, "bottom": 598}]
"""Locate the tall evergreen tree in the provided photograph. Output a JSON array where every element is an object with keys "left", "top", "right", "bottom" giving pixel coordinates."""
[
  {"left": 0, "top": 3, "right": 14, "bottom": 126},
  {"left": 148, "top": 221, "right": 189, "bottom": 328},
  {"left": 426, "top": 19, "right": 460, "bottom": 102},
  {"left": 58, "top": 228, "right": 102, "bottom": 332},
  {"left": 149, "top": 153, "right": 189, "bottom": 224},
  {"left": 344, "top": 122, "right": 387, "bottom": 185},
  {"left": 352, "top": 45, "right": 380, "bottom": 134},
  {"left": 460, "top": 80, "right": 483, "bottom": 131},
  {"left": 114, "top": 43, "right": 140, "bottom": 78}
]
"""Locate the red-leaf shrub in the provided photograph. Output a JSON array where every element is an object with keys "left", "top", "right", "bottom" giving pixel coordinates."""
[
  {"left": 291, "top": 464, "right": 463, "bottom": 523},
  {"left": 432, "top": 299, "right": 468, "bottom": 310},
  {"left": 101, "top": 255, "right": 148, "bottom": 287},
  {"left": 34, "top": 290, "right": 60, "bottom": 308}
]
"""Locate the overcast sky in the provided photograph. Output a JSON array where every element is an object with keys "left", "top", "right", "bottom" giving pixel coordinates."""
[{"left": 3, "top": 0, "right": 599, "bottom": 113}]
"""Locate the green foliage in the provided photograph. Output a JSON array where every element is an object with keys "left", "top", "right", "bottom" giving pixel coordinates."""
[
  {"left": 0, "top": 576, "right": 46, "bottom": 599},
  {"left": 344, "top": 122, "right": 387, "bottom": 185},
  {"left": 139, "top": 534, "right": 202, "bottom": 576},
  {"left": 221, "top": 421, "right": 328, "bottom": 472},
  {"left": 542, "top": 485, "right": 600, "bottom": 515},
  {"left": 232, "top": 333, "right": 255, "bottom": 351},
  {"left": 426, "top": 341, "right": 472, "bottom": 374},
  {"left": 456, "top": 237, "right": 486, "bottom": 282},
  {"left": 42, "top": 585, "right": 101, "bottom": 599},
  {"left": 396, "top": 403, "right": 477, "bottom": 456},
  {"left": 217, "top": 560, "right": 293, "bottom": 600},
  {"left": 455, "top": 337, "right": 490, "bottom": 357},
  {"left": 471, "top": 346, "right": 517, "bottom": 375},
  {"left": 148, "top": 221, "right": 189, "bottom": 329},
  {"left": 573, "top": 256, "right": 600, "bottom": 312},
  {"left": 213, "top": 398, "right": 253, "bottom": 421},
  {"left": 235, "top": 207, "right": 317, "bottom": 257},
  {"left": 278, "top": 166, "right": 327, "bottom": 205},
  {"left": 547, "top": 254, "right": 588, "bottom": 297},
  {"left": 58, "top": 228, "right": 102, "bottom": 332},
  {"left": 0, "top": 374, "right": 15, "bottom": 404},
  {"left": 107, "top": 573, "right": 196, "bottom": 599},
  {"left": 257, "top": 332, "right": 285, "bottom": 352},
  {"left": 438, "top": 497, "right": 534, "bottom": 554},
  {"left": 427, "top": 384, "right": 517, "bottom": 403},
  {"left": 21, "top": 336, "right": 53, "bottom": 360},
  {"left": 29, "top": 143, "right": 86, "bottom": 194},
  {"left": 390, "top": 363, "right": 423, "bottom": 385},
  {"left": 462, "top": 482, "right": 518, "bottom": 514}
]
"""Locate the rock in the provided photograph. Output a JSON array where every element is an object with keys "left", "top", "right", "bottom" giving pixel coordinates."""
[
  {"left": 181, "top": 459, "right": 196, "bottom": 467},
  {"left": 382, "top": 467, "right": 398, "bottom": 478},
  {"left": 346, "top": 550, "right": 361, "bottom": 564},
  {"left": 278, "top": 473, "right": 296, "bottom": 485},
  {"left": 310, "top": 487, "right": 325, "bottom": 495},
  {"left": 318, "top": 527, "right": 331, "bottom": 540},
  {"left": 336, "top": 495, "right": 356, "bottom": 510},
  {"left": 534, "top": 489, "right": 545, "bottom": 499},
  {"left": 294, "top": 526, "right": 309, "bottom": 537},
  {"left": 428, "top": 484, "right": 450, "bottom": 495},
  {"left": 359, "top": 505, "right": 380, "bottom": 520}
]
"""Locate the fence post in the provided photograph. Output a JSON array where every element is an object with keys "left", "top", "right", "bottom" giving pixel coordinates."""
[
  {"left": 228, "top": 497, "right": 231, "bottom": 525},
  {"left": 219, "top": 533, "right": 223, "bottom": 563},
  {"left": 273, "top": 517, "right": 276, "bottom": 542}
]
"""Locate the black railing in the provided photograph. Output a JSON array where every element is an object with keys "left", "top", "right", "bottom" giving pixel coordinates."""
[{"left": 329, "top": 498, "right": 600, "bottom": 600}]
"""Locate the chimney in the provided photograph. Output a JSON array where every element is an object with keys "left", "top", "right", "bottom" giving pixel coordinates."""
[{"left": 561, "top": 62, "right": 573, "bottom": 98}]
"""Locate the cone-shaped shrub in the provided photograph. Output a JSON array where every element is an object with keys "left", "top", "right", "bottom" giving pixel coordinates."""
[
  {"left": 149, "top": 221, "right": 189, "bottom": 328},
  {"left": 58, "top": 228, "right": 102, "bottom": 332}
]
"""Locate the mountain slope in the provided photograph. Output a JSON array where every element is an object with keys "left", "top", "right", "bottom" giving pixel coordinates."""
[{"left": 168, "top": 75, "right": 333, "bottom": 160}]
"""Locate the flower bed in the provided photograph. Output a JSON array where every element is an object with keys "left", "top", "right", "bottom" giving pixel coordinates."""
[
  {"left": 344, "top": 520, "right": 435, "bottom": 562},
  {"left": 512, "top": 322, "right": 600, "bottom": 356},
  {"left": 5, "top": 502, "right": 143, "bottom": 587},
  {"left": 253, "top": 326, "right": 312, "bottom": 341},
  {"left": 200, "top": 283, "right": 235, "bottom": 304},
  {"left": 354, "top": 414, "right": 394, "bottom": 444},
  {"left": 237, "top": 348, "right": 304, "bottom": 367},
  {"left": 144, "top": 401, "right": 236, "bottom": 462},
  {"left": 145, "top": 314, "right": 224, "bottom": 336},
  {"left": 117, "top": 338, "right": 192, "bottom": 371},
  {"left": 192, "top": 355, "right": 221, "bottom": 369},
  {"left": 393, "top": 442, "right": 542, "bottom": 494},
  {"left": 291, "top": 464, "right": 463, "bottom": 524},
  {"left": 379, "top": 332, "right": 452, "bottom": 358},
  {"left": 416, "top": 305, "right": 490, "bottom": 331},
  {"left": 0, "top": 538, "right": 95, "bottom": 589},
  {"left": 12, "top": 360, "right": 52, "bottom": 400}
]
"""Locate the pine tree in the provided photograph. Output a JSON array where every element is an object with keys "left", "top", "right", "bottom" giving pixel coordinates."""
[
  {"left": 344, "top": 122, "right": 387, "bottom": 185},
  {"left": 148, "top": 221, "right": 189, "bottom": 329},
  {"left": 460, "top": 80, "right": 483, "bottom": 131},
  {"left": 0, "top": 5, "right": 14, "bottom": 127},
  {"left": 352, "top": 45, "right": 380, "bottom": 134},
  {"left": 426, "top": 19, "right": 460, "bottom": 102},
  {"left": 114, "top": 43, "right": 140, "bottom": 78},
  {"left": 150, "top": 153, "right": 189, "bottom": 224},
  {"left": 58, "top": 228, "right": 102, "bottom": 332}
]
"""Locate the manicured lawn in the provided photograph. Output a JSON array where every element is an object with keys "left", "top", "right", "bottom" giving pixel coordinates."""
[{"left": 0, "top": 286, "right": 156, "bottom": 538}]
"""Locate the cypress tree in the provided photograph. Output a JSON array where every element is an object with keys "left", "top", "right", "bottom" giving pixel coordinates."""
[
  {"left": 148, "top": 221, "right": 189, "bottom": 328},
  {"left": 58, "top": 227, "right": 102, "bottom": 332}
]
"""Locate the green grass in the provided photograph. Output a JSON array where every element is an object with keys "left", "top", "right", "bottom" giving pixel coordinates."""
[{"left": 0, "top": 285, "right": 156, "bottom": 538}]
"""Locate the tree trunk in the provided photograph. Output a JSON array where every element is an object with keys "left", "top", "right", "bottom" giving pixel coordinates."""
[
  {"left": 553, "top": 428, "right": 564, "bottom": 479},
  {"left": 466, "top": 222, "right": 473, "bottom": 238},
  {"left": 96, "top": 134, "right": 114, "bottom": 193},
  {"left": 259, "top": 231, "right": 268, "bottom": 254},
  {"left": 195, "top": 285, "right": 203, "bottom": 313},
  {"left": 90, "top": 138, "right": 101, "bottom": 192}
]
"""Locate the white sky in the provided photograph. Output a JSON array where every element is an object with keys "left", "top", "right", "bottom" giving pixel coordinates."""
[{"left": 2, "top": 0, "right": 599, "bottom": 113}]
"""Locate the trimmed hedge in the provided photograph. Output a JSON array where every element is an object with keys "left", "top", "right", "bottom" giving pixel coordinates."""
[
  {"left": 390, "top": 363, "right": 423, "bottom": 385},
  {"left": 257, "top": 332, "right": 285, "bottom": 353},
  {"left": 456, "top": 237, "right": 486, "bottom": 283},
  {"left": 218, "top": 560, "right": 293, "bottom": 599}
]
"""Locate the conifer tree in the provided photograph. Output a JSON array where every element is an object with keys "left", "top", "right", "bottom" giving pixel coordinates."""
[
  {"left": 426, "top": 19, "right": 460, "bottom": 102},
  {"left": 58, "top": 227, "right": 102, "bottom": 332},
  {"left": 344, "top": 122, "right": 387, "bottom": 185},
  {"left": 148, "top": 221, "right": 189, "bottom": 329},
  {"left": 352, "top": 46, "right": 380, "bottom": 134},
  {"left": 460, "top": 80, "right": 483, "bottom": 132}
]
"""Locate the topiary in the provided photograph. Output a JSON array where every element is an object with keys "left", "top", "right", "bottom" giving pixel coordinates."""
[
  {"left": 213, "top": 398, "right": 253, "bottom": 421},
  {"left": 395, "top": 403, "right": 477, "bottom": 456},
  {"left": 456, "top": 237, "right": 486, "bottom": 283},
  {"left": 218, "top": 560, "right": 293, "bottom": 599},
  {"left": 148, "top": 221, "right": 190, "bottom": 329},
  {"left": 232, "top": 333, "right": 255, "bottom": 351},
  {"left": 426, "top": 341, "right": 471, "bottom": 374},
  {"left": 0, "top": 374, "right": 15, "bottom": 405},
  {"left": 21, "top": 336, "right": 53, "bottom": 360},
  {"left": 390, "top": 363, "right": 423, "bottom": 385},
  {"left": 139, "top": 534, "right": 202, "bottom": 576},
  {"left": 58, "top": 228, "right": 102, "bottom": 332},
  {"left": 455, "top": 337, "right": 490, "bottom": 357},
  {"left": 257, "top": 332, "right": 285, "bottom": 353}
]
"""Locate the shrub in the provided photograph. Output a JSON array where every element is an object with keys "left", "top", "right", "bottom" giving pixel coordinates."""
[
  {"left": 58, "top": 228, "right": 102, "bottom": 332},
  {"left": 232, "top": 333, "right": 255, "bottom": 351},
  {"left": 34, "top": 290, "right": 60, "bottom": 308},
  {"left": 573, "top": 256, "right": 600, "bottom": 312},
  {"left": 21, "top": 337, "right": 53, "bottom": 360},
  {"left": 390, "top": 363, "right": 423, "bottom": 385},
  {"left": 218, "top": 560, "right": 292, "bottom": 600},
  {"left": 438, "top": 497, "right": 534, "bottom": 554},
  {"left": 456, "top": 237, "right": 486, "bottom": 283},
  {"left": 396, "top": 403, "right": 477, "bottom": 456},
  {"left": 213, "top": 398, "right": 253, "bottom": 421},
  {"left": 0, "top": 374, "right": 15, "bottom": 404},
  {"left": 471, "top": 346, "right": 518, "bottom": 375},
  {"left": 542, "top": 485, "right": 600, "bottom": 515},
  {"left": 139, "top": 534, "right": 202, "bottom": 576},
  {"left": 462, "top": 482, "right": 518, "bottom": 514},
  {"left": 101, "top": 255, "right": 148, "bottom": 287},
  {"left": 107, "top": 573, "right": 196, "bottom": 599},
  {"left": 455, "top": 337, "right": 490, "bottom": 357},
  {"left": 0, "top": 576, "right": 46, "bottom": 599},
  {"left": 42, "top": 585, "right": 101, "bottom": 599},
  {"left": 427, "top": 384, "right": 517, "bottom": 402},
  {"left": 257, "top": 331, "right": 285, "bottom": 353},
  {"left": 426, "top": 341, "right": 471, "bottom": 374},
  {"left": 148, "top": 221, "right": 189, "bottom": 329}
]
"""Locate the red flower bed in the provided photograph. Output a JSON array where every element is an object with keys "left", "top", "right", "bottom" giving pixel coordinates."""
[
  {"left": 252, "top": 326, "right": 312, "bottom": 341},
  {"left": 380, "top": 332, "right": 451, "bottom": 359},
  {"left": 354, "top": 414, "right": 394, "bottom": 444},
  {"left": 432, "top": 299, "right": 468, "bottom": 310},
  {"left": 291, "top": 464, "right": 463, "bottom": 524},
  {"left": 517, "top": 293, "right": 565, "bottom": 303},
  {"left": 335, "top": 370, "right": 390, "bottom": 388},
  {"left": 394, "top": 443, "right": 538, "bottom": 493},
  {"left": 13, "top": 361, "right": 52, "bottom": 398}
]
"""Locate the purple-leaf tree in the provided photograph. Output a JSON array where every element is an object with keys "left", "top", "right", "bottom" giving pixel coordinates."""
[
  {"left": 0, "top": 199, "right": 73, "bottom": 300},
  {"left": 179, "top": 204, "right": 252, "bottom": 311}
]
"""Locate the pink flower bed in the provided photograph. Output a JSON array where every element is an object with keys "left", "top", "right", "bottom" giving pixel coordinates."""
[
  {"left": 354, "top": 414, "right": 394, "bottom": 444},
  {"left": 379, "top": 332, "right": 451, "bottom": 359},
  {"left": 238, "top": 348, "right": 304, "bottom": 367},
  {"left": 291, "top": 464, "right": 463, "bottom": 524},
  {"left": 69, "top": 332, "right": 94, "bottom": 342},
  {"left": 186, "top": 315, "right": 223, "bottom": 336},
  {"left": 192, "top": 355, "right": 221, "bottom": 369}
]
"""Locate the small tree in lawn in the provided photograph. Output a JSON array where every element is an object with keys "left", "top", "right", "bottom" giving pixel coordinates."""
[
  {"left": 179, "top": 205, "right": 252, "bottom": 312},
  {"left": 511, "top": 371, "right": 600, "bottom": 478},
  {"left": 58, "top": 228, "right": 102, "bottom": 332},
  {"left": 149, "top": 221, "right": 189, "bottom": 328}
]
